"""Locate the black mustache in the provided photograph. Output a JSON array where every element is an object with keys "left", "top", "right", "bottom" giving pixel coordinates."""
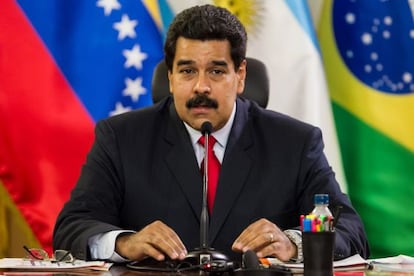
[{"left": 186, "top": 94, "right": 218, "bottom": 109}]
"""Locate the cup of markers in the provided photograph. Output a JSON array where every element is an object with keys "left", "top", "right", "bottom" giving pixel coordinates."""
[
  {"left": 300, "top": 214, "right": 334, "bottom": 233},
  {"left": 301, "top": 214, "right": 335, "bottom": 276}
]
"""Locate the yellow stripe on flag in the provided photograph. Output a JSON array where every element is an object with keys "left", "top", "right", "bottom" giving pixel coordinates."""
[
  {"left": 0, "top": 182, "right": 41, "bottom": 258},
  {"left": 143, "top": 0, "right": 162, "bottom": 29}
]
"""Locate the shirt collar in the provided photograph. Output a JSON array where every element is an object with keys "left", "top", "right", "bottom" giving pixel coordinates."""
[{"left": 185, "top": 101, "right": 236, "bottom": 148}]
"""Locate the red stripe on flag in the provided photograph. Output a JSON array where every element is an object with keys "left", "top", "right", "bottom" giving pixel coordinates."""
[{"left": 0, "top": 0, "right": 94, "bottom": 254}]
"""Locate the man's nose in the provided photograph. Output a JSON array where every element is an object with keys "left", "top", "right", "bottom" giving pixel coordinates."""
[{"left": 194, "top": 73, "right": 211, "bottom": 93}]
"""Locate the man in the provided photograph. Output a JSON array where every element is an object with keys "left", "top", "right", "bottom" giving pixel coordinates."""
[{"left": 53, "top": 5, "right": 369, "bottom": 263}]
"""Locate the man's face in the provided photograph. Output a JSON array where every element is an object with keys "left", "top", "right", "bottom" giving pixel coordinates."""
[{"left": 168, "top": 37, "right": 246, "bottom": 131}]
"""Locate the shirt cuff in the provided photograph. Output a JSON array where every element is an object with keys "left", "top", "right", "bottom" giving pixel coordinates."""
[{"left": 88, "top": 230, "right": 134, "bottom": 262}]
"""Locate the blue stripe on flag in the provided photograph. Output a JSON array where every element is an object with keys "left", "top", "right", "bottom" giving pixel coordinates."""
[
  {"left": 17, "top": 0, "right": 164, "bottom": 122},
  {"left": 157, "top": 0, "right": 174, "bottom": 41},
  {"left": 284, "top": 0, "right": 319, "bottom": 52}
]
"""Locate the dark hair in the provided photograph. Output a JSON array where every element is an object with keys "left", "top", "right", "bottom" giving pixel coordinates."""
[{"left": 164, "top": 4, "right": 247, "bottom": 71}]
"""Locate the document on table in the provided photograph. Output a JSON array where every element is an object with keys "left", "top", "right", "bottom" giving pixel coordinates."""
[
  {"left": 265, "top": 254, "right": 370, "bottom": 273},
  {"left": 0, "top": 258, "right": 113, "bottom": 271},
  {"left": 266, "top": 254, "right": 414, "bottom": 273},
  {"left": 370, "top": 254, "right": 414, "bottom": 272}
]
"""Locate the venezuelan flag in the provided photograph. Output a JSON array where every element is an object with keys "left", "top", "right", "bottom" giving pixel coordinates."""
[
  {"left": 319, "top": 0, "right": 414, "bottom": 257},
  {"left": 0, "top": 0, "right": 166, "bottom": 257}
]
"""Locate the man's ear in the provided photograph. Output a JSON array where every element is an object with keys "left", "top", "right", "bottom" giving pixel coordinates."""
[
  {"left": 237, "top": 59, "right": 247, "bottom": 95},
  {"left": 168, "top": 70, "right": 173, "bottom": 94}
]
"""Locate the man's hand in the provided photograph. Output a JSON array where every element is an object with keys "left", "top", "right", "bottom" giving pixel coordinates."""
[
  {"left": 231, "top": 218, "right": 297, "bottom": 261},
  {"left": 115, "top": 220, "right": 187, "bottom": 262}
]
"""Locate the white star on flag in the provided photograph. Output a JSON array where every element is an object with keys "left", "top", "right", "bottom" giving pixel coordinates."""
[
  {"left": 123, "top": 44, "right": 148, "bottom": 70},
  {"left": 123, "top": 77, "right": 146, "bottom": 102},
  {"left": 113, "top": 14, "right": 138, "bottom": 40},
  {"left": 96, "top": 0, "right": 121, "bottom": 16},
  {"left": 109, "top": 102, "right": 132, "bottom": 116}
]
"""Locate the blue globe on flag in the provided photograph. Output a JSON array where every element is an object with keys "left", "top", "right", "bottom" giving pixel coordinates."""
[{"left": 333, "top": 0, "right": 414, "bottom": 95}]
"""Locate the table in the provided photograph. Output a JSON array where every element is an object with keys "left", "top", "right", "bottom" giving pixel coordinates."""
[{"left": 2, "top": 267, "right": 414, "bottom": 276}]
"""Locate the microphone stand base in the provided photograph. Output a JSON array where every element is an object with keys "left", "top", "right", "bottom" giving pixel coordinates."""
[{"left": 184, "top": 247, "right": 230, "bottom": 265}]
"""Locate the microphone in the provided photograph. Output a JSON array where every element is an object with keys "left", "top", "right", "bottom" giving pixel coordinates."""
[
  {"left": 242, "top": 250, "right": 261, "bottom": 269},
  {"left": 200, "top": 121, "right": 211, "bottom": 250},
  {"left": 233, "top": 250, "right": 293, "bottom": 276},
  {"left": 184, "top": 121, "right": 230, "bottom": 267}
]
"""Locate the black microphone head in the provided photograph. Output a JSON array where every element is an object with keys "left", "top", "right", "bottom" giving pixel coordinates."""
[
  {"left": 201, "top": 121, "right": 213, "bottom": 135},
  {"left": 242, "top": 250, "right": 260, "bottom": 269}
]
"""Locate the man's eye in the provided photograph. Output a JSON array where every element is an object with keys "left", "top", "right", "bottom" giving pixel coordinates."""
[
  {"left": 211, "top": 69, "right": 224, "bottom": 75},
  {"left": 180, "top": 68, "right": 194, "bottom": 74}
]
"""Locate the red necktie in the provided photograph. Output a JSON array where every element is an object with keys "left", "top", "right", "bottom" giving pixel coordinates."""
[{"left": 198, "top": 135, "right": 220, "bottom": 214}]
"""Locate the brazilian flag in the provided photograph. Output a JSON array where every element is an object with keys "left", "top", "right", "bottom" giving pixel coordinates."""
[{"left": 319, "top": 0, "right": 414, "bottom": 257}]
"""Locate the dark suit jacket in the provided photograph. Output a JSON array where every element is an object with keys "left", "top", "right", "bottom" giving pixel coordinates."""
[{"left": 53, "top": 97, "right": 369, "bottom": 261}]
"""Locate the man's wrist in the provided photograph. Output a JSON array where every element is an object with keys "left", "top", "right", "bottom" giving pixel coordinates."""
[
  {"left": 283, "top": 229, "right": 303, "bottom": 263},
  {"left": 115, "top": 232, "right": 135, "bottom": 260}
]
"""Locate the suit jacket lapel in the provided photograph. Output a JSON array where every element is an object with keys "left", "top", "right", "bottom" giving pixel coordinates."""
[
  {"left": 164, "top": 103, "right": 202, "bottom": 221},
  {"left": 209, "top": 98, "right": 253, "bottom": 243}
]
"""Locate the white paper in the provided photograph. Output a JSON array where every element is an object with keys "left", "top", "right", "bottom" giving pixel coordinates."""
[
  {"left": 370, "top": 255, "right": 414, "bottom": 272},
  {"left": 371, "top": 254, "right": 414, "bottom": 264},
  {"left": 0, "top": 258, "right": 112, "bottom": 271},
  {"left": 266, "top": 254, "right": 414, "bottom": 273},
  {"left": 266, "top": 254, "right": 369, "bottom": 272}
]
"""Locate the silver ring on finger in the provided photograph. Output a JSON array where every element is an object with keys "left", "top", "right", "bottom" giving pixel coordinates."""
[{"left": 268, "top": 232, "right": 274, "bottom": 243}]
